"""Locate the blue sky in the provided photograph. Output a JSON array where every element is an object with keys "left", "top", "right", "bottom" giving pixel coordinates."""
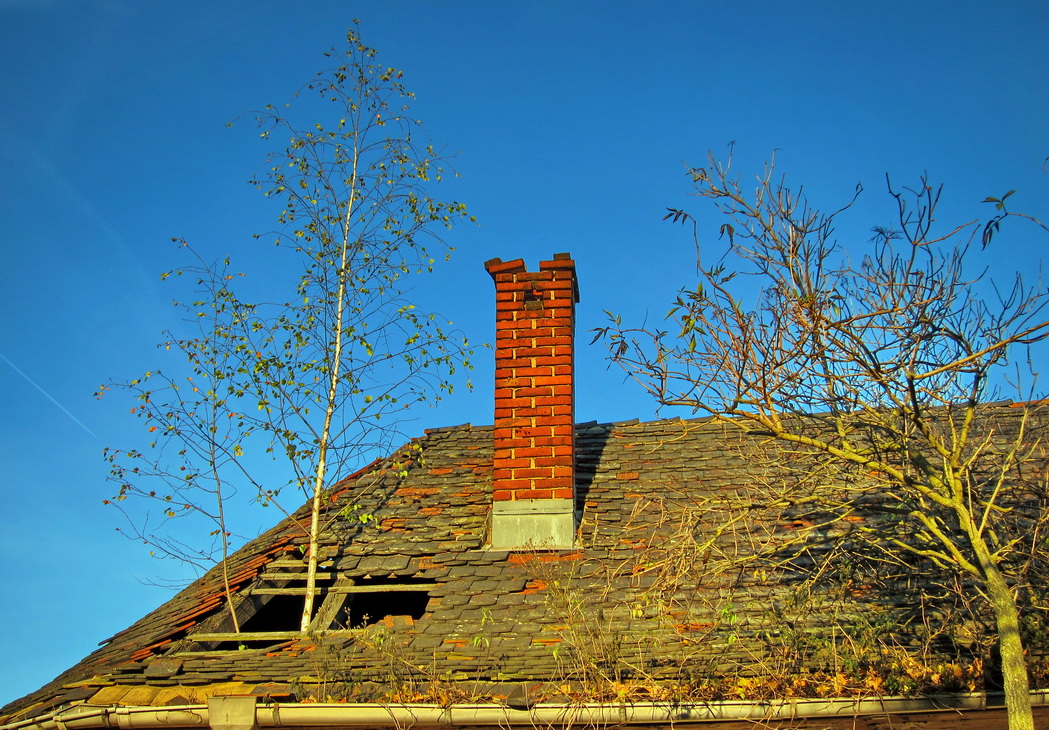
[{"left": 1, "top": 0, "right": 1047, "bottom": 707}]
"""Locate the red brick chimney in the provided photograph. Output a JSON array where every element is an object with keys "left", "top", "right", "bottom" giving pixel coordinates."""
[{"left": 485, "top": 253, "right": 579, "bottom": 549}]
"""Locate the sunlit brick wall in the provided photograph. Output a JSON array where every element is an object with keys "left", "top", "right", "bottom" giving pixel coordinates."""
[{"left": 485, "top": 254, "right": 579, "bottom": 502}]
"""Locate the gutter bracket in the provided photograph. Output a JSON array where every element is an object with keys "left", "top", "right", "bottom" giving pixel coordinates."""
[{"left": 208, "top": 697, "right": 258, "bottom": 730}]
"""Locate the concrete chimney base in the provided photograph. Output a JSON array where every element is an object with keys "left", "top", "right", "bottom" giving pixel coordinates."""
[{"left": 491, "top": 499, "right": 575, "bottom": 550}]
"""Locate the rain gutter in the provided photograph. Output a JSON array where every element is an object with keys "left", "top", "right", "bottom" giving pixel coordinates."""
[{"left": 6, "top": 691, "right": 1049, "bottom": 730}]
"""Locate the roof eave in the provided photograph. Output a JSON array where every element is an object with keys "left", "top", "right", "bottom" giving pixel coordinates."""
[{"left": 6, "top": 691, "right": 1049, "bottom": 730}]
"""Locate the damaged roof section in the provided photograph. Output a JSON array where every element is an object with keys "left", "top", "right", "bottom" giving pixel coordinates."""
[{"left": 4, "top": 406, "right": 1049, "bottom": 723}]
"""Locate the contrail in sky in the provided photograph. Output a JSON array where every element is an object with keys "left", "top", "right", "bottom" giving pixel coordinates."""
[{"left": 0, "top": 352, "right": 97, "bottom": 438}]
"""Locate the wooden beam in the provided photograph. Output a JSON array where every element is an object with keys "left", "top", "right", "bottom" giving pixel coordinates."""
[
  {"left": 188, "top": 630, "right": 359, "bottom": 642},
  {"left": 337, "top": 584, "right": 434, "bottom": 594},
  {"left": 311, "top": 577, "right": 354, "bottom": 631},
  {"left": 258, "top": 572, "right": 334, "bottom": 582},
  {"left": 266, "top": 559, "right": 333, "bottom": 568},
  {"left": 245, "top": 583, "right": 433, "bottom": 596}
]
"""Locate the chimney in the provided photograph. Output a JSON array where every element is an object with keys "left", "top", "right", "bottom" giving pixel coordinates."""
[{"left": 485, "top": 253, "right": 579, "bottom": 549}]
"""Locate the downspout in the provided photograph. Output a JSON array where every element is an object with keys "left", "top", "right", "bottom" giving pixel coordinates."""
[{"left": 6, "top": 693, "right": 1049, "bottom": 730}]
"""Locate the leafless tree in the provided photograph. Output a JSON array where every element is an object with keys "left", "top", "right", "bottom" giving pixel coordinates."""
[{"left": 598, "top": 150, "right": 1049, "bottom": 730}]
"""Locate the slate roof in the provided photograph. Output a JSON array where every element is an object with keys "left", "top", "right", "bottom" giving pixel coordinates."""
[{"left": 3, "top": 406, "right": 1047, "bottom": 724}]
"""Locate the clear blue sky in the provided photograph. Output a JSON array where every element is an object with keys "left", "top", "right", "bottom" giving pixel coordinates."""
[{"left": 1, "top": 0, "right": 1046, "bottom": 706}]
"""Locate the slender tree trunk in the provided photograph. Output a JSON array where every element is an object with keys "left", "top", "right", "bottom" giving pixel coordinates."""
[
  {"left": 300, "top": 460, "right": 326, "bottom": 631},
  {"left": 216, "top": 483, "right": 240, "bottom": 633},
  {"left": 209, "top": 395, "right": 240, "bottom": 633},
  {"left": 956, "top": 500, "right": 1035, "bottom": 730},
  {"left": 299, "top": 339, "right": 341, "bottom": 631},
  {"left": 300, "top": 161, "right": 359, "bottom": 632},
  {"left": 983, "top": 560, "right": 1034, "bottom": 730}
]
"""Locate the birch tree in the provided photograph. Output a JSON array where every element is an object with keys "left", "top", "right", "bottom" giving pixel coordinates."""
[
  {"left": 599, "top": 151, "right": 1049, "bottom": 730},
  {"left": 100, "top": 24, "right": 473, "bottom": 633}
]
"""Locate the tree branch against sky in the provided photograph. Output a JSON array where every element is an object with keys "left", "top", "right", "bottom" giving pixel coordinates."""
[
  {"left": 97, "top": 24, "right": 475, "bottom": 633},
  {"left": 599, "top": 150, "right": 1049, "bottom": 730}
]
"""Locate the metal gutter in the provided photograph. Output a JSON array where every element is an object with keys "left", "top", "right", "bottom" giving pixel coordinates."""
[{"left": 5, "top": 691, "right": 1049, "bottom": 730}]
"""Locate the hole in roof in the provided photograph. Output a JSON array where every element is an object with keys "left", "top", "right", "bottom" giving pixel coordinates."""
[
  {"left": 343, "top": 577, "right": 434, "bottom": 628},
  {"left": 200, "top": 594, "right": 308, "bottom": 650},
  {"left": 183, "top": 576, "right": 438, "bottom": 651},
  {"left": 240, "top": 594, "right": 305, "bottom": 633}
]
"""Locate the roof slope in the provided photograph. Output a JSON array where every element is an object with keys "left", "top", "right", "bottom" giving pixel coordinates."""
[{"left": 4, "top": 407, "right": 1047, "bottom": 722}]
